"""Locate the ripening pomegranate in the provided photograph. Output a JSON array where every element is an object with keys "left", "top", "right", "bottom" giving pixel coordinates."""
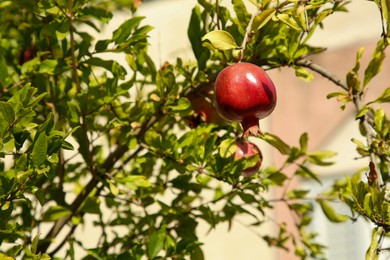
[
  {"left": 215, "top": 62, "right": 277, "bottom": 137},
  {"left": 187, "top": 84, "right": 226, "bottom": 127},
  {"left": 234, "top": 140, "right": 262, "bottom": 177}
]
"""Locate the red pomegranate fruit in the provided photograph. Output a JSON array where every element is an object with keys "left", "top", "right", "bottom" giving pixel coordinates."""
[
  {"left": 187, "top": 84, "right": 226, "bottom": 126},
  {"left": 234, "top": 140, "right": 262, "bottom": 177},
  {"left": 215, "top": 62, "right": 277, "bottom": 137}
]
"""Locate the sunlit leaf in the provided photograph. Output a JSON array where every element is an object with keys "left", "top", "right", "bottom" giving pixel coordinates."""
[
  {"left": 297, "top": 165, "right": 322, "bottom": 184},
  {"left": 251, "top": 8, "right": 276, "bottom": 32},
  {"left": 202, "top": 30, "right": 239, "bottom": 51},
  {"left": 363, "top": 39, "right": 386, "bottom": 86},
  {"left": 39, "top": 59, "right": 58, "bottom": 74},
  {"left": 219, "top": 138, "right": 236, "bottom": 158},
  {"left": 317, "top": 199, "right": 349, "bottom": 223},
  {"left": 293, "top": 65, "right": 314, "bottom": 82},
  {"left": 260, "top": 132, "right": 291, "bottom": 155},
  {"left": 276, "top": 14, "right": 301, "bottom": 31},
  {"left": 346, "top": 47, "right": 364, "bottom": 92},
  {"left": 369, "top": 87, "right": 390, "bottom": 103},
  {"left": 112, "top": 16, "right": 145, "bottom": 44},
  {"left": 366, "top": 227, "right": 380, "bottom": 260},
  {"left": 42, "top": 205, "right": 72, "bottom": 222},
  {"left": 147, "top": 229, "right": 166, "bottom": 259},
  {"left": 308, "top": 150, "right": 336, "bottom": 166}
]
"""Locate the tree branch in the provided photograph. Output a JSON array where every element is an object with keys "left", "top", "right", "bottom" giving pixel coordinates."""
[
  {"left": 295, "top": 59, "right": 348, "bottom": 91},
  {"left": 295, "top": 59, "right": 383, "bottom": 187}
]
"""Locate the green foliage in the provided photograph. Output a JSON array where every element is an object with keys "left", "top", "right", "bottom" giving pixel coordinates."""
[{"left": 0, "top": 0, "right": 389, "bottom": 259}]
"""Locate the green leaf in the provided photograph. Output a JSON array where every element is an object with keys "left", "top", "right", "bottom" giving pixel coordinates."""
[
  {"left": 33, "top": 188, "right": 46, "bottom": 206},
  {"left": 32, "top": 133, "right": 48, "bottom": 166},
  {"left": 191, "top": 246, "right": 205, "bottom": 260},
  {"left": 326, "top": 91, "right": 347, "bottom": 99},
  {"left": 370, "top": 87, "right": 390, "bottom": 103},
  {"left": 260, "top": 132, "right": 291, "bottom": 155},
  {"left": 109, "top": 181, "right": 120, "bottom": 196},
  {"left": 374, "top": 108, "right": 386, "bottom": 132},
  {"left": 356, "top": 106, "right": 370, "bottom": 118},
  {"left": 0, "top": 102, "right": 15, "bottom": 123},
  {"left": 39, "top": 59, "right": 58, "bottom": 74},
  {"left": 381, "top": 0, "right": 390, "bottom": 34},
  {"left": 202, "top": 30, "right": 239, "bottom": 51},
  {"left": 364, "top": 39, "right": 386, "bottom": 86},
  {"left": 28, "top": 92, "right": 48, "bottom": 107},
  {"left": 147, "top": 229, "right": 166, "bottom": 259},
  {"left": 112, "top": 16, "right": 145, "bottom": 44},
  {"left": 276, "top": 14, "right": 301, "bottom": 31},
  {"left": 293, "top": 66, "right": 314, "bottom": 82},
  {"left": 219, "top": 138, "right": 236, "bottom": 158},
  {"left": 287, "top": 189, "right": 310, "bottom": 199},
  {"left": 95, "top": 39, "right": 111, "bottom": 52},
  {"left": 144, "top": 128, "right": 162, "bottom": 148},
  {"left": 266, "top": 171, "right": 288, "bottom": 186},
  {"left": 297, "top": 165, "right": 322, "bottom": 184},
  {"left": 299, "top": 132, "right": 308, "bottom": 154},
  {"left": 80, "top": 6, "right": 113, "bottom": 24},
  {"left": 80, "top": 197, "right": 101, "bottom": 214},
  {"left": 30, "top": 233, "right": 40, "bottom": 254},
  {"left": 84, "top": 57, "right": 126, "bottom": 79},
  {"left": 188, "top": 5, "right": 210, "bottom": 70},
  {"left": 0, "top": 253, "right": 13, "bottom": 260},
  {"left": 317, "top": 199, "right": 349, "bottom": 223},
  {"left": 366, "top": 227, "right": 380, "bottom": 260},
  {"left": 232, "top": 0, "right": 251, "bottom": 26},
  {"left": 294, "top": 5, "right": 308, "bottom": 31},
  {"left": 308, "top": 150, "right": 336, "bottom": 166},
  {"left": 0, "top": 54, "right": 8, "bottom": 86},
  {"left": 42, "top": 205, "right": 72, "bottom": 222},
  {"left": 251, "top": 8, "right": 276, "bottom": 32},
  {"left": 115, "top": 175, "right": 151, "bottom": 190},
  {"left": 346, "top": 47, "right": 364, "bottom": 92},
  {"left": 167, "top": 97, "right": 191, "bottom": 112}
]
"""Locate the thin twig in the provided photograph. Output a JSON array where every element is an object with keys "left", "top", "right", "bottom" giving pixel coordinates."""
[
  {"left": 295, "top": 59, "right": 384, "bottom": 187},
  {"left": 239, "top": 10, "right": 261, "bottom": 61},
  {"left": 216, "top": 0, "right": 221, "bottom": 30},
  {"left": 295, "top": 59, "right": 348, "bottom": 90}
]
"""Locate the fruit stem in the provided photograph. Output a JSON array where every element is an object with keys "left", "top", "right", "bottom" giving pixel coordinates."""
[{"left": 241, "top": 117, "right": 263, "bottom": 138}]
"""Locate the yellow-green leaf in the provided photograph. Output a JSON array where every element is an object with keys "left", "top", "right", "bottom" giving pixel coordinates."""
[
  {"left": 366, "top": 227, "right": 381, "bottom": 260},
  {"left": 251, "top": 8, "right": 276, "bottom": 32},
  {"left": 276, "top": 14, "right": 301, "bottom": 31},
  {"left": 260, "top": 132, "right": 291, "bottom": 155},
  {"left": 202, "top": 30, "right": 239, "bottom": 51},
  {"left": 318, "top": 199, "right": 349, "bottom": 223},
  {"left": 363, "top": 39, "right": 386, "bottom": 87},
  {"left": 219, "top": 138, "right": 236, "bottom": 158},
  {"left": 42, "top": 205, "right": 72, "bottom": 222},
  {"left": 370, "top": 87, "right": 390, "bottom": 103}
]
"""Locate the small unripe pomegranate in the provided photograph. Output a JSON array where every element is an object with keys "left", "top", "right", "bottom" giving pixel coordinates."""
[
  {"left": 234, "top": 140, "right": 262, "bottom": 177},
  {"left": 215, "top": 62, "right": 277, "bottom": 137}
]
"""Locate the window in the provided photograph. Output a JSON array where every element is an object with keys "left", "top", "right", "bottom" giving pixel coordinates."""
[{"left": 303, "top": 175, "right": 371, "bottom": 259}]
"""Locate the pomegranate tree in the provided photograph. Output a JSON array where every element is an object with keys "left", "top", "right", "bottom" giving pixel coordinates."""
[
  {"left": 234, "top": 140, "right": 262, "bottom": 177},
  {"left": 214, "top": 62, "right": 277, "bottom": 137}
]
